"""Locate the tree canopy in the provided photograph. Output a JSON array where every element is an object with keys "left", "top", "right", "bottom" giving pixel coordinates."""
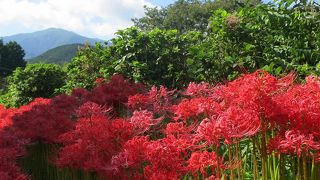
[
  {"left": 0, "top": 39, "right": 26, "bottom": 77},
  {"left": 59, "top": 0, "right": 320, "bottom": 92},
  {"left": 133, "top": 0, "right": 261, "bottom": 33},
  {"left": 0, "top": 63, "right": 66, "bottom": 107}
]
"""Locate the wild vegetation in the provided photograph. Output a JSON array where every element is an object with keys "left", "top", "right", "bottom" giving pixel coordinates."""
[
  {"left": 1, "top": 0, "right": 320, "bottom": 179},
  {"left": 28, "top": 44, "right": 84, "bottom": 65},
  {"left": 0, "top": 39, "right": 25, "bottom": 77}
]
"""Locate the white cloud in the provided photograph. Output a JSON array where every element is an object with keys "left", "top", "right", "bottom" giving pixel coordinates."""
[{"left": 0, "top": 0, "right": 153, "bottom": 39}]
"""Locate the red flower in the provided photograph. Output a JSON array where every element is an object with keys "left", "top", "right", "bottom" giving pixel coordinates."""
[
  {"left": 11, "top": 98, "right": 74, "bottom": 142},
  {"left": 217, "top": 107, "right": 261, "bottom": 138},
  {"left": 57, "top": 114, "right": 134, "bottom": 175},
  {"left": 129, "top": 110, "right": 162, "bottom": 134},
  {"left": 185, "top": 82, "right": 212, "bottom": 97},
  {"left": 111, "top": 136, "right": 149, "bottom": 179},
  {"left": 173, "top": 97, "right": 221, "bottom": 121},
  {"left": 128, "top": 86, "right": 174, "bottom": 114},
  {"left": 95, "top": 78, "right": 105, "bottom": 85},
  {"left": 88, "top": 75, "right": 143, "bottom": 107},
  {"left": 195, "top": 118, "right": 227, "bottom": 147},
  {"left": 164, "top": 122, "right": 194, "bottom": 139},
  {"left": 0, "top": 129, "right": 28, "bottom": 180},
  {"left": 274, "top": 75, "right": 320, "bottom": 136},
  {"left": 270, "top": 130, "right": 320, "bottom": 157},
  {"left": 77, "top": 101, "right": 111, "bottom": 118},
  {"left": 144, "top": 136, "right": 191, "bottom": 179},
  {"left": 188, "top": 151, "right": 219, "bottom": 177},
  {"left": 0, "top": 106, "right": 15, "bottom": 129}
]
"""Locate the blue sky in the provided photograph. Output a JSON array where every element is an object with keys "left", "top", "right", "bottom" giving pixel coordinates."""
[
  {"left": 0, "top": 0, "right": 281, "bottom": 40},
  {"left": 148, "top": 0, "right": 175, "bottom": 7},
  {"left": 149, "top": 0, "right": 273, "bottom": 7}
]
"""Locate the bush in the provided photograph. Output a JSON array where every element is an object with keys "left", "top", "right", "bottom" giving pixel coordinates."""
[{"left": 0, "top": 63, "right": 66, "bottom": 107}]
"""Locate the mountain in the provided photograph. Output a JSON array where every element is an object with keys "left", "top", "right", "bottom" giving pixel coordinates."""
[
  {"left": 2, "top": 28, "right": 103, "bottom": 59},
  {"left": 28, "top": 44, "right": 84, "bottom": 64}
]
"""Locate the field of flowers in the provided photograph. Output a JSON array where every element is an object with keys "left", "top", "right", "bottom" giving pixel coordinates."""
[{"left": 1, "top": 71, "right": 320, "bottom": 179}]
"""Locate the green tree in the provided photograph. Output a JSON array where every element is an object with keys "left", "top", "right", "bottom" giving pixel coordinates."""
[
  {"left": 62, "top": 28, "right": 202, "bottom": 91},
  {"left": 0, "top": 63, "right": 66, "bottom": 107},
  {"left": 0, "top": 39, "right": 26, "bottom": 77},
  {"left": 63, "top": 0, "right": 320, "bottom": 91},
  {"left": 107, "top": 27, "right": 199, "bottom": 88},
  {"left": 133, "top": 0, "right": 261, "bottom": 33},
  {"left": 61, "top": 43, "right": 110, "bottom": 92},
  {"left": 187, "top": 0, "right": 320, "bottom": 82}
]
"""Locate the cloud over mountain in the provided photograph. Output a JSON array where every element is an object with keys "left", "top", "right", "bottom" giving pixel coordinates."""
[{"left": 0, "top": 0, "right": 153, "bottom": 39}]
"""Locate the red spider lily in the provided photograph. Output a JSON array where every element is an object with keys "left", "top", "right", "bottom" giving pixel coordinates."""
[
  {"left": 219, "top": 71, "right": 278, "bottom": 113},
  {"left": 111, "top": 136, "right": 149, "bottom": 179},
  {"left": 129, "top": 110, "right": 163, "bottom": 134},
  {"left": 144, "top": 135, "right": 191, "bottom": 179},
  {"left": 274, "top": 75, "right": 320, "bottom": 137},
  {"left": 217, "top": 107, "right": 261, "bottom": 138},
  {"left": 164, "top": 122, "right": 195, "bottom": 139},
  {"left": 173, "top": 97, "right": 221, "bottom": 121},
  {"left": 185, "top": 82, "right": 212, "bottom": 97},
  {"left": 0, "top": 129, "right": 28, "bottom": 180},
  {"left": 56, "top": 114, "right": 134, "bottom": 174},
  {"left": 127, "top": 94, "right": 150, "bottom": 110},
  {"left": 143, "top": 167, "right": 180, "bottom": 180},
  {"left": 95, "top": 78, "right": 105, "bottom": 85},
  {"left": 188, "top": 150, "right": 219, "bottom": 177},
  {"left": 128, "top": 86, "right": 174, "bottom": 114},
  {"left": 88, "top": 75, "right": 143, "bottom": 107},
  {"left": 1, "top": 70, "right": 320, "bottom": 179},
  {"left": 51, "top": 94, "right": 80, "bottom": 116},
  {"left": 11, "top": 98, "right": 74, "bottom": 142},
  {"left": 269, "top": 130, "right": 320, "bottom": 157},
  {"left": 77, "top": 101, "right": 111, "bottom": 118},
  {"left": 71, "top": 88, "right": 91, "bottom": 103},
  {"left": 0, "top": 106, "right": 15, "bottom": 129},
  {"left": 194, "top": 118, "right": 228, "bottom": 147}
]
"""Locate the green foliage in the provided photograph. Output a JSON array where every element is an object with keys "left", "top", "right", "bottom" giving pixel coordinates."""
[
  {"left": 62, "top": 28, "right": 201, "bottom": 91},
  {"left": 61, "top": 43, "right": 110, "bottom": 92},
  {"left": 106, "top": 27, "right": 201, "bottom": 88},
  {"left": 63, "top": 0, "right": 320, "bottom": 90},
  {"left": 29, "top": 44, "right": 84, "bottom": 64},
  {"left": 133, "top": 0, "right": 261, "bottom": 33},
  {"left": 188, "top": 0, "right": 320, "bottom": 81},
  {"left": 0, "top": 63, "right": 66, "bottom": 107},
  {"left": 0, "top": 39, "right": 26, "bottom": 77}
]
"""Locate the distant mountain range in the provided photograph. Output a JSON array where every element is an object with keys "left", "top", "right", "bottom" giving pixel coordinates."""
[
  {"left": 28, "top": 44, "right": 84, "bottom": 64},
  {"left": 2, "top": 28, "right": 104, "bottom": 59}
]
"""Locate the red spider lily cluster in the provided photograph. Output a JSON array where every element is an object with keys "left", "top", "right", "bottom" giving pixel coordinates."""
[{"left": 1, "top": 71, "right": 320, "bottom": 179}]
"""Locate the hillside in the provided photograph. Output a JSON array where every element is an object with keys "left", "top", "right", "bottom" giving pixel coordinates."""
[
  {"left": 2, "top": 28, "right": 103, "bottom": 59},
  {"left": 28, "top": 44, "right": 84, "bottom": 64}
]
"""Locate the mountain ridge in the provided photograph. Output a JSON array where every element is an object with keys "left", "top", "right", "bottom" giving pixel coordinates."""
[
  {"left": 28, "top": 43, "right": 84, "bottom": 64},
  {"left": 2, "top": 28, "right": 104, "bottom": 59}
]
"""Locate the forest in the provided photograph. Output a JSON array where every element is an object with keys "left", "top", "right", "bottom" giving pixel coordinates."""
[{"left": 0, "top": 0, "right": 320, "bottom": 179}]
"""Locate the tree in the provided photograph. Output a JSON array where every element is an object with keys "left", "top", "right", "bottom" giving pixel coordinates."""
[
  {"left": 107, "top": 27, "right": 198, "bottom": 88},
  {"left": 63, "top": 27, "right": 204, "bottom": 90},
  {"left": 0, "top": 39, "right": 26, "bottom": 77},
  {"left": 187, "top": 0, "right": 320, "bottom": 82},
  {"left": 61, "top": 43, "right": 110, "bottom": 92},
  {"left": 0, "top": 64, "right": 66, "bottom": 107},
  {"left": 133, "top": 0, "right": 262, "bottom": 33}
]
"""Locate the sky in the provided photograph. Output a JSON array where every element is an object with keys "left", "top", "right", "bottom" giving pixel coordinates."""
[
  {"left": 0, "top": 0, "right": 275, "bottom": 40},
  {"left": 0, "top": 0, "right": 175, "bottom": 40}
]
